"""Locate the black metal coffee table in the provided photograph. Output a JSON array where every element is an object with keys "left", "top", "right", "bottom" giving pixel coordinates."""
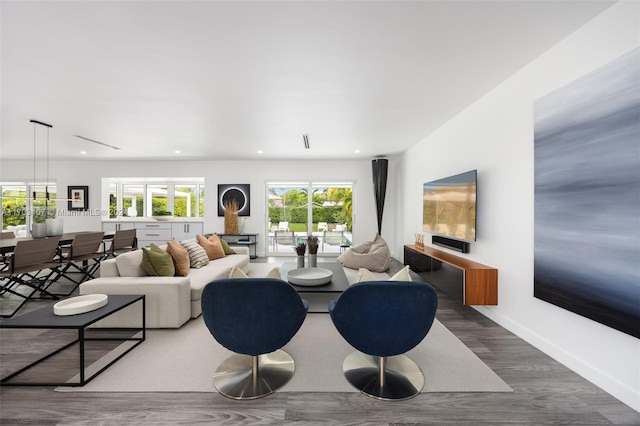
[
  {"left": 281, "top": 262, "right": 350, "bottom": 313},
  {"left": 0, "top": 294, "right": 145, "bottom": 386}
]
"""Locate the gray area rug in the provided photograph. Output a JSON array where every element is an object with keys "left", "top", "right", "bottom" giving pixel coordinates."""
[{"left": 56, "top": 314, "right": 512, "bottom": 393}]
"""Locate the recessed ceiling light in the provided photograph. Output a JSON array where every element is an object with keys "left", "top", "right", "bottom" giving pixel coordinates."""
[
  {"left": 174, "top": 150, "right": 181, "bottom": 154},
  {"left": 355, "top": 150, "right": 360, "bottom": 154},
  {"left": 80, "top": 151, "right": 87, "bottom": 155},
  {"left": 257, "top": 150, "right": 263, "bottom": 154}
]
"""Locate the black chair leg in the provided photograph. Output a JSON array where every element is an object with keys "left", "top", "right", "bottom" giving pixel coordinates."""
[
  {"left": 0, "top": 275, "right": 60, "bottom": 318},
  {"left": 45, "top": 258, "right": 103, "bottom": 297}
]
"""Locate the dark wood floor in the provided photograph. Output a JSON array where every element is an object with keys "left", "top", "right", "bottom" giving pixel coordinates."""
[{"left": 1, "top": 257, "right": 639, "bottom": 425}]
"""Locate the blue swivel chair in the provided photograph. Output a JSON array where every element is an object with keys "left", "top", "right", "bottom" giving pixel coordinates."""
[
  {"left": 328, "top": 280, "right": 438, "bottom": 400},
  {"left": 201, "top": 278, "right": 308, "bottom": 399}
]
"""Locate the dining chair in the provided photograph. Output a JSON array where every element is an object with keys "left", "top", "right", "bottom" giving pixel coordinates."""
[
  {"left": 105, "top": 228, "right": 137, "bottom": 258},
  {"left": 0, "top": 231, "right": 16, "bottom": 239},
  {"left": 50, "top": 232, "right": 106, "bottom": 295},
  {"left": 0, "top": 231, "right": 16, "bottom": 271},
  {"left": 0, "top": 236, "right": 61, "bottom": 318}
]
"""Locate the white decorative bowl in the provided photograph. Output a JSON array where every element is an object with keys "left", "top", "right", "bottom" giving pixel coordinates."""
[
  {"left": 152, "top": 215, "right": 173, "bottom": 221},
  {"left": 54, "top": 294, "right": 109, "bottom": 316},
  {"left": 287, "top": 267, "right": 333, "bottom": 286}
]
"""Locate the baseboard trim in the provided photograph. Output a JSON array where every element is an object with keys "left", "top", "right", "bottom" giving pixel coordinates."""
[{"left": 474, "top": 306, "right": 640, "bottom": 413}]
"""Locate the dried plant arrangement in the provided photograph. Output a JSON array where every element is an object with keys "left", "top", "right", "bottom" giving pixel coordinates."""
[
  {"left": 307, "top": 235, "right": 319, "bottom": 254},
  {"left": 223, "top": 200, "right": 239, "bottom": 234},
  {"left": 295, "top": 242, "right": 307, "bottom": 256}
]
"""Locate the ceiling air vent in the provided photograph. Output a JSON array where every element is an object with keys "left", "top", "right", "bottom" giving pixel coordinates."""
[{"left": 73, "top": 135, "right": 122, "bottom": 150}]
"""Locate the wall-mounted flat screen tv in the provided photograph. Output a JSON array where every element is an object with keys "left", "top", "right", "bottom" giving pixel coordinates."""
[{"left": 423, "top": 169, "right": 477, "bottom": 242}]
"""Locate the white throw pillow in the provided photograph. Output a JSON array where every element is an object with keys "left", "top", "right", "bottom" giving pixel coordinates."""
[
  {"left": 228, "top": 267, "right": 248, "bottom": 279},
  {"left": 264, "top": 266, "right": 282, "bottom": 280},
  {"left": 229, "top": 266, "right": 282, "bottom": 280},
  {"left": 357, "top": 266, "right": 412, "bottom": 282},
  {"left": 389, "top": 265, "right": 412, "bottom": 281},
  {"left": 115, "top": 249, "right": 146, "bottom": 277},
  {"left": 357, "top": 267, "right": 377, "bottom": 282}
]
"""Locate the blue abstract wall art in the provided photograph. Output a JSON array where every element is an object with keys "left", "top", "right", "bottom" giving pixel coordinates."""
[{"left": 534, "top": 48, "right": 640, "bottom": 339}]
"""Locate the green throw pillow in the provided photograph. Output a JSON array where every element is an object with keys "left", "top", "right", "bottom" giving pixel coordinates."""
[
  {"left": 141, "top": 244, "right": 175, "bottom": 277},
  {"left": 219, "top": 237, "right": 236, "bottom": 255}
]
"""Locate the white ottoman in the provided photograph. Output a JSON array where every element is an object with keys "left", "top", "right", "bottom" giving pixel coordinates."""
[{"left": 79, "top": 277, "right": 191, "bottom": 329}]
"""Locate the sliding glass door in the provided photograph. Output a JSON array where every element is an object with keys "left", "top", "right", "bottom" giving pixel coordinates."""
[{"left": 266, "top": 182, "right": 353, "bottom": 255}]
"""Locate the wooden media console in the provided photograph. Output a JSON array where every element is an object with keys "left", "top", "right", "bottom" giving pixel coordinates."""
[{"left": 404, "top": 244, "right": 498, "bottom": 305}]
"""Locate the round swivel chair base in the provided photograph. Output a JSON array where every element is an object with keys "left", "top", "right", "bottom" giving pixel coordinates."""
[
  {"left": 343, "top": 351, "right": 424, "bottom": 400},
  {"left": 213, "top": 349, "right": 295, "bottom": 399}
]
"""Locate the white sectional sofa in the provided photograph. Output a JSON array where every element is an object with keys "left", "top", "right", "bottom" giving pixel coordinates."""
[{"left": 79, "top": 244, "right": 250, "bottom": 328}]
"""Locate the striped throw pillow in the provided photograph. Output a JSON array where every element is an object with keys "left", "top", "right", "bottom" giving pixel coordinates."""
[{"left": 180, "top": 239, "right": 209, "bottom": 269}]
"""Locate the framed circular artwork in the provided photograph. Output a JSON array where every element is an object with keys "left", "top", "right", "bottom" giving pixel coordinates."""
[{"left": 218, "top": 184, "right": 250, "bottom": 216}]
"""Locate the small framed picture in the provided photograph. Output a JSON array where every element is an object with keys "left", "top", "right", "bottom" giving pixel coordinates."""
[{"left": 68, "top": 186, "right": 89, "bottom": 211}]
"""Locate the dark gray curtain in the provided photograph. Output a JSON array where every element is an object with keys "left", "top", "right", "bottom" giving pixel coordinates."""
[{"left": 372, "top": 159, "right": 388, "bottom": 235}]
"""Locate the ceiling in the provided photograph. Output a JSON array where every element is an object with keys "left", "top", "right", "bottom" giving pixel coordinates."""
[{"left": 0, "top": 0, "right": 615, "bottom": 161}]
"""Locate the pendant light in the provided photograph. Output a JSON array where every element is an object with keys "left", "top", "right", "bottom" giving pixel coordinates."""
[{"left": 30, "top": 119, "right": 52, "bottom": 203}]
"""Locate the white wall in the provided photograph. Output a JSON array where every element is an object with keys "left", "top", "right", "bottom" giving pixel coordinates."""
[
  {"left": 399, "top": 2, "right": 639, "bottom": 411},
  {"left": 1, "top": 158, "right": 397, "bottom": 256}
]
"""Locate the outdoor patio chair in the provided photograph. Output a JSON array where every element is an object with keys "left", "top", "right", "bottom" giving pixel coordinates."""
[
  {"left": 274, "top": 230, "right": 295, "bottom": 252},
  {"left": 317, "top": 222, "right": 328, "bottom": 232},
  {"left": 105, "top": 228, "right": 137, "bottom": 258},
  {"left": 49, "top": 232, "right": 106, "bottom": 295},
  {"left": 277, "top": 221, "right": 290, "bottom": 231},
  {"left": 323, "top": 230, "right": 344, "bottom": 251},
  {"left": 7, "top": 225, "right": 27, "bottom": 238},
  {"left": 0, "top": 236, "right": 61, "bottom": 318}
]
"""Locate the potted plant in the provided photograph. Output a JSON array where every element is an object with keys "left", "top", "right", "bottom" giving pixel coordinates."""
[{"left": 152, "top": 210, "right": 173, "bottom": 221}]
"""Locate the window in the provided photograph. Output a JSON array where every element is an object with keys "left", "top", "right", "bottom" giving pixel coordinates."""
[
  {"left": 147, "top": 184, "right": 168, "bottom": 216},
  {"left": 108, "top": 182, "right": 118, "bottom": 219},
  {"left": 174, "top": 184, "right": 200, "bottom": 218},
  {"left": 1, "top": 182, "right": 57, "bottom": 236},
  {"left": 266, "top": 182, "right": 353, "bottom": 255},
  {"left": 104, "top": 178, "right": 205, "bottom": 219},
  {"left": 123, "top": 184, "right": 144, "bottom": 217}
]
